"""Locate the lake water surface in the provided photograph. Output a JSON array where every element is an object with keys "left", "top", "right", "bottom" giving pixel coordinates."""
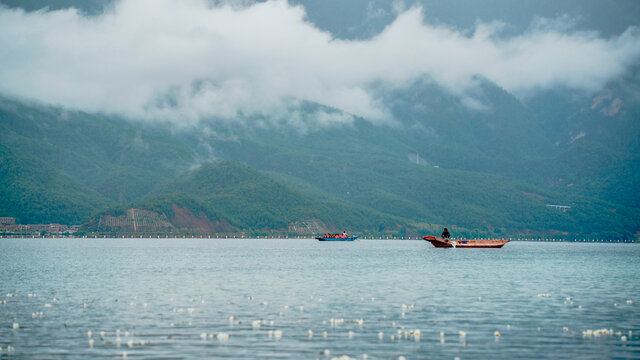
[{"left": 0, "top": 239, "right": 638, "bottom": 359}]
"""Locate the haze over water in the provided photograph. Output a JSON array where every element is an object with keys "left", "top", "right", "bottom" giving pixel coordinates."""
[{"left": 1, "top": 239, "right": 638, "bottom": 359}]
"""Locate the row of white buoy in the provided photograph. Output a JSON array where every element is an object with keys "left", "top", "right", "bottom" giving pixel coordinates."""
[
  {"left": 109, "top": 320, "right": 616, "bottom": 347},
  {"left": 581, "top": 328, "right": 632, "bottom": 341},
  {"left": 540, "top": 293, "right": 634, "bottom": 305},
  {"left": 0, "top": 345, "right": 15, "bottom": 353},
  {"left": 324, "top": 353, "right": 390, "bottom": 360},
  {"left": 86, "top": 329, "right": 150, "bottom": 349},
  {"left": 199, "top": 332, "right": 229, "bottom": 341},
  {"left": 357, "top": 297, "right": 375, "bottom": 302},
  {"left": 5, "top": 325, "right": 632, "bottom": 359},
  {"left": 540, "top": 293, "right": 636, "bottom": 312},
  {"left": 3, "top": 292, "right": 636, "bottom": 359},
  {"left": 198, "top": 301, "right": 617, "bottom": 345},
  {"left": 128, "top": 302, "right": 148, "bottom": 308},
  {"left": 267, "top": 330, "right": 282, "bottom": 340}
]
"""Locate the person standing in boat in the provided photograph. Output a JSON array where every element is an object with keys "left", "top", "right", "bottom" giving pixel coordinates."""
[{"left": 441, "top": 227, "right": 450, "bottom": 239}]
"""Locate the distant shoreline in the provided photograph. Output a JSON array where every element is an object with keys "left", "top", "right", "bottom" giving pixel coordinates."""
[{"left": 0, "top": 235, "right": 636, "bottom": 243}]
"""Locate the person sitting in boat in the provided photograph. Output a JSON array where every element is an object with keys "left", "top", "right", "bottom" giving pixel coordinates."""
[
  {"left": 441, "top": 227, "right": 450, "bottom": 239},
  {"left": 341, "top": 231, "right": 347, "bottom": 238}
]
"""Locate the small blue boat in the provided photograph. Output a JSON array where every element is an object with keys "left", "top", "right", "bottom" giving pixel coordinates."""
[{"left": 316, "top": 235, "right": 360, "bottom": 241}]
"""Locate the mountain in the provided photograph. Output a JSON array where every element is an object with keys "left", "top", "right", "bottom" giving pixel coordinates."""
[
  {"left": 0, "top": 0, "right": 111, "bottom": 14},
  {"left": 296, "top": 0, "right": 640, "bottom": 39},
  {"left": 0, "top": 97, "right": 200, "bottom": 205},
  {"left": 90, "top": 160, "right": 406, "bottom": 236},
  {"left": 0, "top": 144, "right": 112, "bottom": 224},
  {"left": 3, "top": 0, "right": 638, "bottom": 37},
  {"left": 523, "top": 69, "right": 640, "bottom": 209},
  {"left": 0, "top": 1, "right": 638, "bottom": 239},
  {"left": 214, "top": 118, "right": 637, "bottom": 239},
  {"left": 1, "top": 80, "right": 638, "bottom": 239}
]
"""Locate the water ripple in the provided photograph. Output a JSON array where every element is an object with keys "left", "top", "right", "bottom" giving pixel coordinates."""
[{"left": 0, "top": 239, "right": 638, "bottom": 359}]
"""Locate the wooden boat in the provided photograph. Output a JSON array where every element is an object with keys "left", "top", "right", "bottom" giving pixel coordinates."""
[
  {"left": 423, "top": 235, "right": 509, "bottom": 248},
  {"left": 316, "top": 235, "right": 360, "bottom": 241}
]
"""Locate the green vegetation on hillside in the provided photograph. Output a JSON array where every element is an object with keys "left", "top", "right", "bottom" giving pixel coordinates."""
[
  {"left": 1, "top": 77, "right": 638, "bottom": 239},
  {"left": 218, "top": 133, "right": 637, "bottom": 239},
  {"left": 156, "top": 160, "right": 404, "bottom": 232},
  {"left": 0, "top": 97, "right": 201, "bottom": 204},
  {"left": 90, "top": 160, "right": 407, "bottom": 236},
  {"left": 0, "top": 144, "right": 112, "bottom": 224}
]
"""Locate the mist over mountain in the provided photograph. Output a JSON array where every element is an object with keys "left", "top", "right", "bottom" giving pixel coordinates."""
[
  {"left": 295, "top": 0, "right": 640, "bottom": 40},
  {"left": 1, "top": 0, "right": 639, "bottom": 125},
  {"left": 0, "top": 0, "right": 638, "bottom": 239}
]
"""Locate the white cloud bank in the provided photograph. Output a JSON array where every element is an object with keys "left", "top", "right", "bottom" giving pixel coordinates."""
[{"left": 0, "top": 0, "right": 639, "bottom": 127}]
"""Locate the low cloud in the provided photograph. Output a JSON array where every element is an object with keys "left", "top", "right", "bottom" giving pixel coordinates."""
[{"left": 0, "top": 0, "right": 639, "bottom": 127}]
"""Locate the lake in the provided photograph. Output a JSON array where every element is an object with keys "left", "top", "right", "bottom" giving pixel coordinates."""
[{"left": 0, "top": 239, "right": 638, "bottom": 359}]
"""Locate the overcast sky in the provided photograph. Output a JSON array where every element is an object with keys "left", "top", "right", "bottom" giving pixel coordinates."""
[{"left": 1, "top": 0, "right": 639, "bottom": 127}]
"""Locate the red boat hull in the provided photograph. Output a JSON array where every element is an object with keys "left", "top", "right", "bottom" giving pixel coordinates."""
[{"left": 423, "top": 235, "right": 509, "bottom": 248}]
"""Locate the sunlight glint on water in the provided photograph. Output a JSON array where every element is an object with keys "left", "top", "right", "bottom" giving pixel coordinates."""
[{"left": 0, "top": 239, "right": 638, "bottom": 359}]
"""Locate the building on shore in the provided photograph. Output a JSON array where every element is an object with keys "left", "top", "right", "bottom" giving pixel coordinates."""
[
  {"left": 0, "top": 218, "right": 80, "bottom": 236},
  {"left": 0, "top": 217, "right": 16, "bottom": 225}
]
